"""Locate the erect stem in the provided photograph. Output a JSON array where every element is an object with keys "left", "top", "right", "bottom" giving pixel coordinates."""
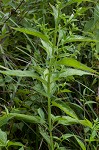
[{"left": 47, "top": 66, "right": 54, "bottom": 150}]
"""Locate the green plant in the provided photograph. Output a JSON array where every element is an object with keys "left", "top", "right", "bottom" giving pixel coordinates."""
[{"left": 0, "top": 0, "right": 99, "bottom": 150}]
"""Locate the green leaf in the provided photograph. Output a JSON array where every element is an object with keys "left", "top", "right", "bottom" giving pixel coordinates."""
[
  {"left": 84, "top": 19, "right": 94, "bottom": 32},
  {"left": 53, "top": 116, "right": 79, "bottom": 125},
  {"left": 0, "top": 129, "right": 7, "bottom": 147},
  {"left": 64, "top": 0, "right": 93, "bottom": 7},
  {"left": 38, "top": 108, "right": 45, "bottom": 120},
  {"left": 58, "top": 58, "right": 96, "bottom": 73},
  {"left": 85, "top": 101, "right": 97, "bottom": 105},
  {"left": 0, "top": 114, "right": 13, "bottom": 127},
  {"left": 19, "top": 147, "right": 24, "bottom": 150},
  {"left": 62, "top": 35, "right": 97, "bottom": 44},
  {"left": 58, "top": 89, "right": 72, "bottom": 93},
  {"left": 39, "top": 127, "right": 50, "bottom": 145},
  {"left": 0, "top": 65, "right": 9, "bottom": 70},
  {"left": 12, "top": 28, "right": 50, "bottom": 44},
  {"left": 2, "top": 0, "right": 11, "bottom": 5},
  {"left": 50, "top": 4, "right": 58, "bottom": 23},
  {"left": 10, "top": 113, "right": 45, "bottom": 124},
  {"left": 94, "top": 4, "right": 99, "bottom": 24},
  {"left": 59, "top": 68, "right": 92, "bottom": 78},
  {"left": 79, "top": 119, "right": 92, "bottom": 128},
  {"left": 61, "top": 134, "right": 74, "bottom": 140},
  {"left": 74, "top": 136, "right": 86, "bottom": 150},
  {"left": 52, "top": 115, "right": 93, "bottom": 128},
  {"left": 7, "top": 141, "right": 24, "bottom": 148},
  {"left": 42, "top": 68, "right": 56, "bottom": 95},
  {"left": 41, "top": 40, "right": 52, "bottom": 57},
  {"left": 0, "top": 70, "right": 47, "bottom": 85},
  {"left": 52, "top": 101, "right": 78, "bottom": 119}
]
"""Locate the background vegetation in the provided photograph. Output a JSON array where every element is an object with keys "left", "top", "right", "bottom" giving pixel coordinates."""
[{"left": 0, "top": 0, "right": 99, "bottom": 150}]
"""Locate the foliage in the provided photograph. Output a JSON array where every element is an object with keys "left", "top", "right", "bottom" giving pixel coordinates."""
[{"left": 0, "top": 0, "right": 99, "bottom": 150}]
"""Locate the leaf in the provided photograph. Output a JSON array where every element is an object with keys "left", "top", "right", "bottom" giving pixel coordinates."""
[
  {"left": 0, "top": 129, "right": 7, "bottom": 147},
  {"left": 0, "top": 70, "right": 47, "bottom": 85},
  {"left": 53, "top": 115, "right": 93, "bottom": 128},
  {"left": 41, "top": 40, "right": 52, "bottom": 57},
  {"left": 85, "top": 101, "right": 97, "bottom": 105},
  {"left": 2, "top": 0, "right": 11, "bottom": 5},
  {"left": 61, "top": 134, "right": 74, "bottom": 140},
  {"left": 19, "top": 147, "right": 24, "bottom": 150},
  {"left": 12, "top": 28, "right": 50, "bottom": 44},
  {"left": 10, "top": 113, "right": 45, "bottom": 124},
  {"left": 64, "top": 0, "right": 93, "bottom": 7},
  {"left": 74, "top": 136, "right": 86, "bottom": 150},
  {"left": 58, "top": 89, "right": 72, "bottom": 93},
  {"left": 94, "top": 4, "right": 99, "bottom": 24},
  {"left": 53, "top": 116, "right": 79, "bottom": 125},
  {"left": 0, "top": 114, "right": 14, "bottom": 127},
  {"left": 0, "top": 65, "right": 10, "bottom": 70},
  {"left": 63, "top": 35, "right": 97, "bottom": 43},
  {"left": 38, "top": 108, "right": 45, "bottom": 120},
  {"left": 39, "top": 127, "right": 50, "bottom": 145},
  {"left": 33, "top": 84, "right": 48, "bottom": 98},
  {"left": 7, "top": 141, "right": 24, "bottom": 148},
  {"left": 84, "top": 19, "right": 94, "bottom": 32},
  {"left": 79, "top": 119, "right": 92, "bottom": 128},
  {"left": 58, "top": 58, "right": 96, "bottom": 73},
  {"left": 42, "top": 68, "right": 56, "bottom": 95},
  {"left": 59, "top": 68, "right": 92, "bottom": 78},
  {"left": 50, "top": 4, "right": 58, "bottom": 23},
  {"left": 52, "top": 101, "right": 78, "bottom": 119}
]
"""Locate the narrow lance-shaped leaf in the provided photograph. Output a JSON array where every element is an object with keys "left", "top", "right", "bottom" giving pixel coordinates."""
[
  {"left": 58, "top": 58, "right": 97, "bottom": 73},
  {"left": 58, "top": 68, "right": 92, "bottom": 78},
  {"left": 64, "top": 35, "right": 97, "bottom": 43},
  {"left": 0, "top": 70, "right": 47, "bottom": 86},
  {"left": 7, "top": 141, "right": 24, "bottom": 148},
  {"left": 74, "top": 136, "right": 86, "bottom": 150},
  {"left": 9, "top": 113, "right": 45, "bottom": 124},
  {"left": 12, "top": 27, "right": 51, "bottom": 44},
  {"left": 52, "top": 101, "right": 78, "bottom": 119}
]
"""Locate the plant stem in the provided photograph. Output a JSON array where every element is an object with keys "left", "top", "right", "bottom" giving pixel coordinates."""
[{"left": 47, "top": 66, "right": 54, "bottom": 150}]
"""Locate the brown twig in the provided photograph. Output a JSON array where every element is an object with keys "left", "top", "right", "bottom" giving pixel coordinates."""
[{"left": 4, "top": 0, "right": 25, "bottom": 23}]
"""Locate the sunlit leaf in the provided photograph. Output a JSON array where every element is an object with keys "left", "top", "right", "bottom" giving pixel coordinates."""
[
  {"left": 63, "top": 35, "right": 97, "bottom": 43},
  {"left": 7, "top": 141, "right": 24, "bottom": 148},
  {"left": 79, "top": 119, "right": 93, "bottom": 128},
  {"left": 38, "top": 108, "right": 45, "bottom": 120},
  {"left": 10, "top": 113, "right": 45, "bottom": 124},
  {"left": 0, "top": 129, "right": 7, "bottom": 147},
  {"left": 19, "top": 147, "right": 24, "bottom": 150},
  {"left": 61, "top": 134, "right": 74, "bottom": 140},
  {"left": 41, "top": 40, "right": 52, "bottom": 57},
  {"left": 74, "top": 136, "right": 86, "bottom": 150},
  {"left": 12, "top": 27, "right": 50, "bottom": 43},
  {"left": 42, "top": 68, "right": 56, "bottom": 95},
  {"left": 58, "top": 58, "right": 96, "bottom": 73},
  {"left": 52, "top": 101, "right": 78, "bottom": 119},
  {"left": 59, "top": 68, "right": 92, "bottom": 78},
  {"left": 52, "top": 115, "right": 92, "bottom": 128},
  {"left": 0, "top": 70, "right": 47, "bottom": 85},
  {"left": 53, "top": 116, "right": 79, "bottom": 125},
  {"left": 50, "top": 4, "right": 58, "bottom": 23},
  {"left": 0, "top": 114, "right": 13, "bottom": 127}
]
